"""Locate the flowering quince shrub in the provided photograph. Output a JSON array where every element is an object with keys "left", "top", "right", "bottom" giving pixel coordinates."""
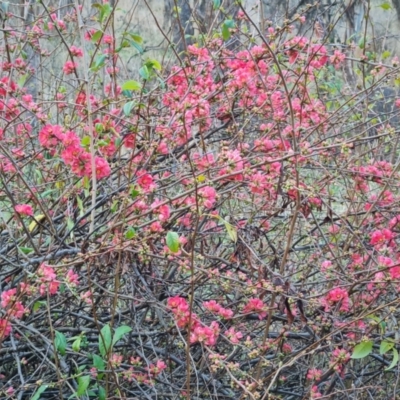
[{"left": 1, "top": 1, "right": 400, "bottom": 399}]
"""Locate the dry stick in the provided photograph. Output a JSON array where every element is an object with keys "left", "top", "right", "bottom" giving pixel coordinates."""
[
  {"left": 259, "top": 296, "right": 400, "bottom": 399},
  {"left": 73, "top": 0, "right": 97, "bottom": 236}
]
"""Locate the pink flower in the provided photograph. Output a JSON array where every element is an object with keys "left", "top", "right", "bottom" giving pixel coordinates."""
[
  {"left": 370, "top": 229, "right": 395, "bottom": 248},
  {"left": 63, "top": 61, "right": 77, "bottom": 75},
  {"left": 70, "top": 45, "right": 83, "bottom": 57},
  {"left": 242, "top": 298, "right": 267, "bottom": 319},
  {"left": 307, "top": 368, "right": 323, "bottom": 381},
  {"left": 199, "top": 186, "right": 217, "bottom": 209},
  {"left": 66, "top": 269, "right": 79, "bottom": 286},
  {"left": 137, "top": 171, "right": 156, "bottom": 191},
  {"left": 225, "top": 327, "right": 243, "bottom": 344},
  {"left": 148, "top": 360, "right": 167, "bottom": 376},
  {"left": 15, "top": 204, "right": 33, "bottom": 216},
  {"left": 37, "top": 264, "right": 59, "bottom": 295},
  {"left": 1, "top": 288, "right": 17, "bottom": 308},
  {"left": 94, "top": 156, "right": 111, "bottom": 179},
  {"left": 330, "top": 50, "right": 346, "bottom": 69},
  {"left": 190, "top": 323, "right": 219, "bottom": 346},
  {"left": 39, "top": 124, "right": 63, "bottom": 148},
  {"left": 324, "top": 288, "right": 350, "bottom": 312},
  {"left": 0, "top": 319, "right": 11, "bottom": 339}
]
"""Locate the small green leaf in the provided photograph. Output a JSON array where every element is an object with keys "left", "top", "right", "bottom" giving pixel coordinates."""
[
  {"left": 91, "top": 30, "right": 103, "bottom": 43},
  {"left": 145, "top": 59, "right": 161, "bottom": 71},
  {"left": 223, "top": 221, "right": 237, "bottom": 243},
  {"left": 76, "top": 375, "right": 90, "bottom": 396},
  {"left": 221, "top": 18, "right": 236, "bottom": 40},
  {"left": 112, "top": 325, "right": 132, "bottom": 346},
  {"left": 123, "top": 101, "right": 135, "bottom": 116},
  {"left": 0, "top": 1, "right": 9, "bottom": 14},
  {"left": 166, "top": 231, "right": 180, "bottom": 253},
  {"left": 92, "top": 354, "right": 105, "bottom": 370},
  {"left": 100, "top": 3, "right": 112, "bottom": 22},
  {"left": 19, "top": 246, "right": 34, "bottom": 255},
  {"left": 379, "top": 2, "right": 392, "bottom": 10},
  {"left": 213, "top": 0, "right": 221, "bottom": 9},
  {"left": 129, "top": 33, "right": 143, "bottom": 44},
  {"left": 130, "top": 187, "right": 139, "bottom": 198},
  {"left": 72, "top": 337, "right": 81, "bottom": 352},
  {"left": 81, "top": 136, "right": 90, "bottom": 147},
  {"left": 111, "top": 200, "right": 119, "bottom": 213},
  {"left": 222, "top": 24, "right": 230, "bottom": 41},
  {"left": 90, "top": 54, "right": 107, "bottom": 71},
  {"left": 125, "top": 227, "right": 136, "bottom": 240},
  {"left": 33, "top": 301, "right": 46, "bottom": 312},
  {"left": 98, "top": 324, "right": 112, "bottom": 357},
  {"left": 380, "top": 340, "right": 394, "bottom": 355},
  {"left": 128, "top": 39, "right": 143, "bottom": 54},
  {"left": 76, "top": 196, "right": 84, "bottom": 217},
  {"left": 386, "top": 348, "right": 399, "bottom": 371},
  {"left": 224, "top": 19, "right": 235, "bottom": 28},
  {"left": 95, "top": 123, "right": 104, "bottom": 134},
  {"left": 139, "top": 65, "right": 149, "bottom": 80},
  {"left": 98, "top": 386, "right": 106, "bottom": 400},
  {"left": 55, "top": 331, "right": 67, "bottom": 356},
  {"left": 351, "top": 340, "right": 373, "bottom": 359},
  {"left": 122, "top": 80, "right": 141, "bottom": 91},
  {"left": 31, "top": 384, "right": 48, "bottom": 400}
]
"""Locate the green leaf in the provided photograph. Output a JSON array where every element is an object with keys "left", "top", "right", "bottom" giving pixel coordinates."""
[
  {"left": 166, "top": 231, "right": 180, "bottom": 253},
  {"left": 223, "top": 220, "right": 237, "bottom": 243},
  {"left": 112, "top": 325, "right": 132, "bottom": 346},
  {"left": 378, "top": 2, "right": 392, "bottom": 10},
  {"left": 95, "top": 123, "right": 104, "bottom": 134},
  {"left": 76, "top": 375, "right": 90, "bottom": 396},
  {"left": 55, "top": 331, "right": 67, "bottom": 356},
  {"left": 91, "top": 30, "right": 103, "bottom": 43},
  {"left": 31, "top": 384, "right": 48, "bottom": 400},
  {"left": 123, "top": 101, "right": 135, "bottom": 116},
  {"left": 222, "top": 24, "right": 230, "bottom": 41},
  {"left": 92, "top": 354, "right": 105, "bottom": 370},
  {"left": 33, "top": 301, "right": 46, "bottom": 312},
  {"left": 111, "top": 200, "right": 119, "bottom": 213},
  {"left": 386, "top": 348, "right": 399, "bottom": 371},
  {"left": 93, "top": 3, "right": 112, "bottom": 23},
  {"left": 76, "top": 196, "right": 84, "bottom": 217},
  {"left": 380, "top": 340, "right": 394, "bottom": 355},
  {"left": 139, "top": 65, "right": 149, "bottom": 80},
  {"left": 145, "top": 59, "right": 161, "bottom": 71},
  {"left": 221, "top": 17, "right": 237, "bottom": 40},
  {"left": 127, "top": 39, "right": 143, "bottom": 54},
  {"left": 130, "top": 187, "right": 139, "bottom": 198},
  {"left": 213, "top": 0, "right": 221, "bottom": 9},
  {"left": 98, "top": 386, "right": 106, "bottom": 400},
  {"left": 129, "top": 33, "right": 143, "bottom": 44},
  {"left": 81, "top": 136, "right": 90, "bottom": 147},
  {"left": 0, "top": 1, "right": 9, "bottom": 14},
  {"left": 351, "top": 340, "right": 373, "bottom": 359},
  {"left": 125, "top": 226, "right": 136, "bottom": 239},
  {"left": 98, "top": 324, "right": 112, "bottom": 357},
  {"left": 122, "top": 80, "right": 141, "bottom": 91},
  {"left": 72, "top": 337, "right": 81, "bottom": 352},
  {"left": 19, "top": 246, "right": 34, "bottom": 255},
  {"left": 100, "top": 3, "right": 112, "bottom": 22},
  {"left": 224, "top": 19, "right": 235, "bottom": 28},
  {"left": 90, "top": 54, "right": 107, "bottom": 71}
]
